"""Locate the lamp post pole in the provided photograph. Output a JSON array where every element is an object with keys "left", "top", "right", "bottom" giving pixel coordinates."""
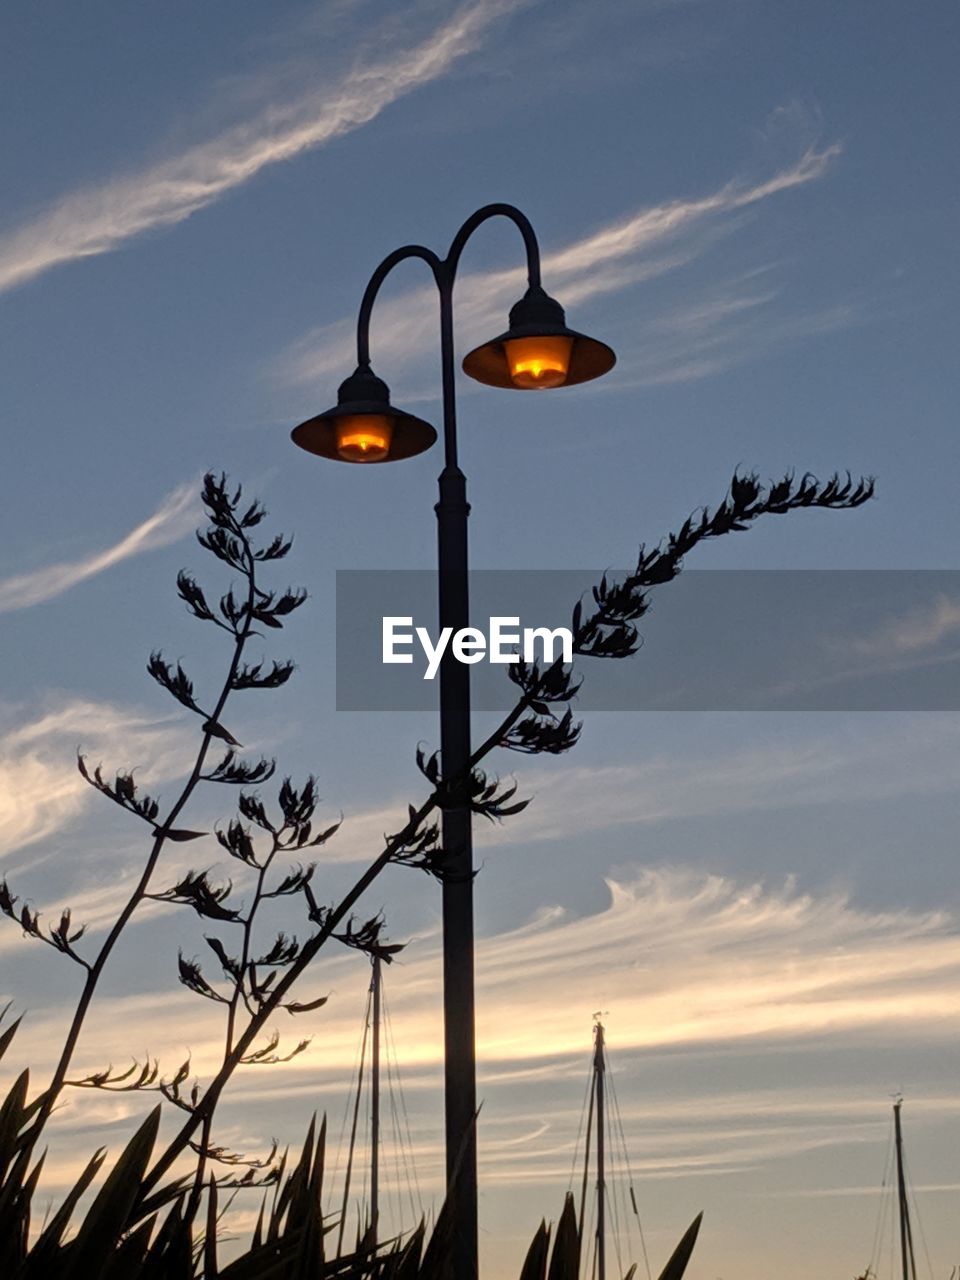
[
  {"left": 292, "top": 205, "right": 615, "bottom": 1280},
  {"left": 354, "top": 211, "right": 545, "bottom": 1278},
  {"left": 434, "top": 279, "right": 478, "bottom": 1271}
]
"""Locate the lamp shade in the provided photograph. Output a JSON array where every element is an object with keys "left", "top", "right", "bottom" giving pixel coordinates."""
[
  {"left": 291, "top": 365, "right": 437, "bottom": 463},
  {"left": 462, "top": 285, "right": 615, "bottom": 390}
]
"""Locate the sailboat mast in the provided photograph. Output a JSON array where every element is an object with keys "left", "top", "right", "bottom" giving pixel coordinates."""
[
  {"left": 893, "top": 1098, "right": 917, "bottom": 1280},
  {"left": 338, "top": 979, "right": 372, "bottom": 1256},
  {"left": 578, "top": 1068, "right": 595, "bottom": 1253},
  {"left": 370, "top": 954, "right": 382, "bottom": 1246},
  {"left": 595, "top": 1018, "right": 607, "bottom": 1280}
]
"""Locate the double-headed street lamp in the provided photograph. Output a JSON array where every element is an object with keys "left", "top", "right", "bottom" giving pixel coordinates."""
[{"left": 291, "top": 204, "right": 615, "bottom": 1278}]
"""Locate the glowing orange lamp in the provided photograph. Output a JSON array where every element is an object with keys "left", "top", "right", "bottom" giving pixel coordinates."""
[
  {"left": 335, "top": 414, "right": 394, "bottom": 462},
  {"left": 462, "top": 285, "right": 614, "bottom": 390},
  {"left": 291, "top": 365, "right": 436, "bottom": 464},
  {"left": 503, "top": 335, "right": 574, "bottom": 389}
]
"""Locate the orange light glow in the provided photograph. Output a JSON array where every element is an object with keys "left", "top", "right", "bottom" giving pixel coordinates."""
[
  {"left": 505, "top": 336, "right": 573, "bottom": 389},
  {"left": 335, "top": 415, "right": 393, "bottom": 462}
]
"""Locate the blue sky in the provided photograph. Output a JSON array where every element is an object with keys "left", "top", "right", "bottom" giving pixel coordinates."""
[{"left": 1, "top": 2, "right": 959, "bottom": 1276}]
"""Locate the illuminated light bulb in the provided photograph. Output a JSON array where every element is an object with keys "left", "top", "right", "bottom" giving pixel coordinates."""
[
  {"left": 504, "top": 336, "right": 573, "bottom": 389},
  {"left": 335, "top": 415, "right": 393, "bottom": 462}
]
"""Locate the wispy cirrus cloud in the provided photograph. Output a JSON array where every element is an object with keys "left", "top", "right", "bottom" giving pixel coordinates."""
[
  {"left": 605, "top": 279, "right": 859, "bottom": 388},
  {"left": 7, "top": 712, "right": 954, "bottom": 941},
  {"left": 0, "top": 482, "right": 197, "bottom": 613},
  {"left": 13, "top": 867, "right": 960, "bottom": 1203},
  {"left": 0, "top": 0, "right": 524, "bottom": 295},
  {"left": 0, "top": 698, "right": 194, "bottom": 860},
  {"left": 475, "top": 714, "right": 960, "bottom": 850},
  {"left": 849, "top": 593, "right": 960, "bottom": 659},
  {"left": 14, "top": 865, "right": 960, "bottom": 1079},
  {"left": 280, "top": 142, "right": 842, "bottom": 390}
]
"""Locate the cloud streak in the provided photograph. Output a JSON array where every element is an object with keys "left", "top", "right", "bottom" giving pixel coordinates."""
[
  {"left": 6, "top": 712, "right": 954, "bottom": 941},
  {"left": 13, "top": 866, "right": 960, "bottom": 1080},
  {"left": 0, "top": 698, "right": 195, "bottom": 860},
  {"left": 281, "top": 143, "right": 842, "bottom": 390},
  {"left": 0, "top": 1, "right": 522, "bottom": 294},
  {"left": 12, "top": 868, "right": 960, "bottom": 1215},
  {"left": 849, "top": 593, "right": 960, "bottom": 659},
  {"left": 474, "top": 714, "right": 960, "bottom": 850},
  {"left": 0, "top": 482, "right": 198, "bottom": 613}
]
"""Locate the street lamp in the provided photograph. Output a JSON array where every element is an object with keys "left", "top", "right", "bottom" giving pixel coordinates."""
[{"left": 291, "top": 203, "right": 615, "bottom": 1278}]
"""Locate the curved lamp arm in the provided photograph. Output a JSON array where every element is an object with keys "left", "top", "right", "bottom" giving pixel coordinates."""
[
  {"left": 353, "top": 204, "right": 545, "bottom": 466},
  {"left": 356, "top": 244, "right": 442, "bottom": 368},
  {"left": 443, "top": 202, "right": 542, "bottom": 288},
  {"left": 354, "top": 203, "right": 543, "bottom": 369}
]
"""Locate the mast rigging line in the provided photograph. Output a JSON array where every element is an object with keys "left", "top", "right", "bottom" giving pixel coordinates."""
[
  {"left": 568, "top": 1049, "right": 595, "bottom": 1193},
  {"left": 868, "top": 1116, "right": 895, "bottom": 1278},
  {"left": 335, "top": 955, "right": 424, "bottom": 1253},
  {"left": 605, "top": 1047, "right": 652, "bottom": 1280},
  {"left": 571, "top": 1018, "right": 652, "bottom": 1280},
  {"left": 381, "top": 984, "right": 425, "bottom": 1224},
  {"left": 337, "top": 978, "right": 373, "bottom": 1256},
  {"left": 901, "top": 1146, "right": 935, "bottom": 1280}
]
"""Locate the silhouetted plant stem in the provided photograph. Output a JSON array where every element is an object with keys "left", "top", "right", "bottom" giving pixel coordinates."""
[
  {"left": 187, "top": 826, "right": 285, "bottom": 1218},
  {"left": 141, "top": 469, "right": 875, "bottom": 1200},
  {"left": 23, "top": 483, "right": 267, "bottom": 1161},
  {"left": 0, "top": 466, "right": 874, "bottom": 1267},
  {"left": 141, "top": 799, "right": 428, "bottom": 1196}
]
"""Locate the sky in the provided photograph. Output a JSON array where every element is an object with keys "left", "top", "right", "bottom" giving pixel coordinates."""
[{"left": 1, "top": 1, "right": 958, "bottom": 1276}]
